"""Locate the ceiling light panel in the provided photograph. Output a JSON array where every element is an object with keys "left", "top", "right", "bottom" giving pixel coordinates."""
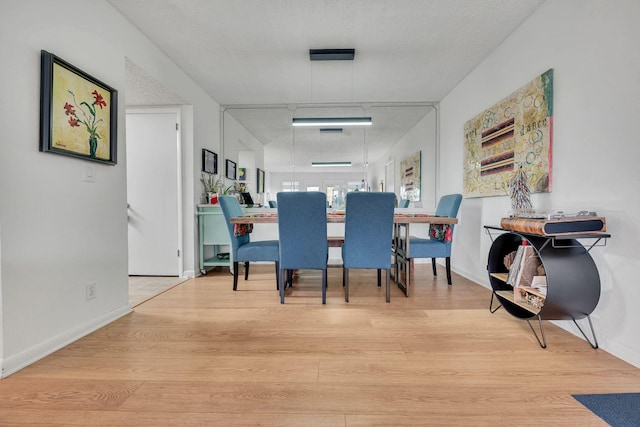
[
  {"left": 311, "top": 161, "right": 352, "bottom": 167},
  {"left": 292, "top": 117, "right": 372, "bottom": 127}
]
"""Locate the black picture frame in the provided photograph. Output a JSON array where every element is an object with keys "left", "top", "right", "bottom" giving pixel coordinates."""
[
  {"left": 40, "top": 50, "right": 118, "bottom": 165},
  {"left": 257, "top": 168, "right": 265, "bottom": 193},
  {"left": 202, "top": 149, "right": 217, "bottom": 174},
  {"left": 225, "top": 159, "right": 237, "bottom": 180}
]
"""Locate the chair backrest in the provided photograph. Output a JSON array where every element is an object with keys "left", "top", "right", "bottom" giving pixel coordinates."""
[
  {"left": 343, "top": 192, "right": 396, "bottom": 269},
  {"left": 398, "top": 199, "right": 410, "bottom": 208},
  {"left": 218, "top": 195, "right": 249, "bottom": 259},
  {"left": 276, "top": 192, "right": 327, "bottom": 270},
  {"left": 268, "top": 200, "right": 277, "bottom": 208},
  {"left": 435, "top": 193, "right": 463, "bottom": 219}
]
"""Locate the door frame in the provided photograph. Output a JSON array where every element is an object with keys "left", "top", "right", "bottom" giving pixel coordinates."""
[{"left": 126, "top": 106, "right": 183, "bottom": 276}]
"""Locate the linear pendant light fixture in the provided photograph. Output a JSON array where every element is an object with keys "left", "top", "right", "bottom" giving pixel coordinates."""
[
  {"left": 311, "top": 161, "right": 352, "bottom": 167},
  {"left": 292, "top": 117, "right": 372, "bottom": 127}
]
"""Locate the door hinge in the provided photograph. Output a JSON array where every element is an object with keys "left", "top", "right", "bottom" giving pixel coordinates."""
[
  {"left": 177, "top": 249, "right": 180, "bottom": 257},
  {"left": 176, "top": 123, "right": 179, "bottom": 131}
]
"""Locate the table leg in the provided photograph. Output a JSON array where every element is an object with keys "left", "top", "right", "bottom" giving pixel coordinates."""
[
  {"left": 394, "top": 223, "right": 410, "bottom": 297},
  {"left": 404, "top": 222, "right": 411, "bottom": 297},
  {"left": 392, "top": 223, "right": 399, "bottom": 282}
]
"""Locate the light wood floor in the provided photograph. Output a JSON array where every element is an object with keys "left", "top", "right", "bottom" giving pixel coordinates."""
[
  {"left": 129, "top": 275, "right": 188, "bottom": 307},
  {"left": 1, "top": 264, "right": 638, "bottom": 426}
]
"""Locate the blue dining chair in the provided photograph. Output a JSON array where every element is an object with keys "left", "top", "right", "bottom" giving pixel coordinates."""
[
  {"left": 342, "top": 192, "right": 396, "bottom": 302},
  {"left": 218, "top": 196, "right": 280, "bottom": 291},
  {"left": 276, "top": 191, "right": 328, "bottom": 304},
  {"left": 398, "top": 199, "right": 410, "bottom": 208},
  {"left": 408, "top": 193, "right": 462, "bottom": 285}
]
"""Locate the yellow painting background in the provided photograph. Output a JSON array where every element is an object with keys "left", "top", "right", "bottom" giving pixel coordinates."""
[{"left": 51, "top": 63, "right": 111, "bottom": 160}]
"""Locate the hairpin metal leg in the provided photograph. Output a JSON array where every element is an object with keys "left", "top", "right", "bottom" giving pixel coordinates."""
[
  {"left": 572, "top": 315, "right": 599, "bottom": 349},
  {"left": 489, "top": 292, "right": 502, "bottom": 313},
  {"left": 526, "top": 315, "right": 547, "bottom": 348}
]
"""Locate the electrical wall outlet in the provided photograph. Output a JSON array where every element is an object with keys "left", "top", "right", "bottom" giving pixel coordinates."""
[{"left": 86, "top": 282, "right": 96, "bottom": 300}]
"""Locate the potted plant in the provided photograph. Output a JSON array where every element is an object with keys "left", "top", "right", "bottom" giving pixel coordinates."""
[{"left": 201, "top": 172, "right": 223, "bottom": 203}]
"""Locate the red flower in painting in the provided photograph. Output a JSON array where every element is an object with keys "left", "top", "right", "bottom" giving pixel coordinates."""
[
  {"left": 64, "top": 102, "right": 75, "bottom": 116},
  {"left": 92, "top": 90, "right": 107, "bottom": 109},
  {"left": 64, "top": 89, "right": 108, "bottom": 157}
]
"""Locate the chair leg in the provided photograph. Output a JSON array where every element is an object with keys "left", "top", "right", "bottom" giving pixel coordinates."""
[
  {"left": 432, "top": 258, "right": 437, "bottom": 276},
  {"left": 279, "top": 269, "right": 285, "bottom": 304},
  {"left": 322, "top": 269, "right": 327, "bottom": 304},
  {"left": 377, "top": 269, "right": 381, "bottom": 287},
  {"left": 446, "top": 257, "right": 452, "bottom": 285},
  {"left": 275, "top": 262, "right": 279, "bottom": 290},
  {"left": 232, "top": 261, "right": 239, "bottom": 291},
  {"left": 344, "top": 268, "right": 349, "bottom": 302},
  {"left": 385, "top": 268, "right": 390, "bottom": 303},
  {"left": 287, "top": 270, "right": 293, "bottom": 288},
  {"left": 244, "top": 262, "right": 250, "bottom": 280}
]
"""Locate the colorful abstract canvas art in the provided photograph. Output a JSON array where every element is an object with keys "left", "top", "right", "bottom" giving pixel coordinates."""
[{"left": 463, "top": 69, "right": 553, "bottom": 198}]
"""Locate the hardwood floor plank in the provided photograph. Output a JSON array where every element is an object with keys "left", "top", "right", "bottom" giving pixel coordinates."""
[
  {"left": 0, "top": 378, "right": 143, "bottom": 411},
  {"left": 50, "top": 337, "right": 408, "bottom": 361}
]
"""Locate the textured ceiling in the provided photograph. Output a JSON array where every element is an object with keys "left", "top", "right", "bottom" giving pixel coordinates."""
[
  {"left": 125, "top": 58, "right": 186, "bottom": 106},
  {"left": 111, "top": 0, "right": 546, "bottom": 172}
]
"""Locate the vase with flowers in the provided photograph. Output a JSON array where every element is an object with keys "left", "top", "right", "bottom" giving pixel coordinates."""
[
  {"left": 201, "top": 172, "right": 224, "bottom": 204},
  {"left": 63, "top": 89, "right": 107, "bottom": 158}
]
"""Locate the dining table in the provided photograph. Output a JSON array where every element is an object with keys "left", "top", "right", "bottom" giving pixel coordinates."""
[{"left": 230, "top": 211, "right": 458, "bottom": 297}]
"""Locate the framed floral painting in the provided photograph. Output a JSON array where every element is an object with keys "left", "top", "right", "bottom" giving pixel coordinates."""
[{"left": 40, "top": 50, "right": 118, "bottom": 165}]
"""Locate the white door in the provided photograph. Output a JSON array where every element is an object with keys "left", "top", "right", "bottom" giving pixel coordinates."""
[
  {"left": 385, "top": 159, "right": 395, "bottom": 196},
  {"left": 127, "top": 109, "right": 180, "bottom": 276}
]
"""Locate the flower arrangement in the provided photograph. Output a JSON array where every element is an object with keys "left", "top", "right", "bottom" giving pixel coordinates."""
[{"left": 63, "top": 89, "right": 107, "bottom": 158}]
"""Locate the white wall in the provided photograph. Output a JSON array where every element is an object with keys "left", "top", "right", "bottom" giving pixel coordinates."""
[
  {"left": 0, "top": 0, "right": 221, "bottom": 376},
  {"left": 440, "top": 0, "right": 640, "bottom": 367}
]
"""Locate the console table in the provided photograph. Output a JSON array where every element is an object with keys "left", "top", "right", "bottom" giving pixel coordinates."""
[{"left": 484, "top": 225, "right": 609, "bottom": 348}]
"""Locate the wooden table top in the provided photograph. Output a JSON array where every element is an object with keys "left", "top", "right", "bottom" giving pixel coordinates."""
[{"left": 229, "top": 213, "right": 458, "bottom": 225}]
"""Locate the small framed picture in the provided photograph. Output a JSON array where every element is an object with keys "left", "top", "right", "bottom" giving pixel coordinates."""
[
  {"left": 202, "top": 149, "right": 217, "bottom": 174},
  {"left": 225, "top": 159, "right": 237, "bottom": 180},
  {"left": 238, "top": 167, "right": 246, "bottom": 181}
]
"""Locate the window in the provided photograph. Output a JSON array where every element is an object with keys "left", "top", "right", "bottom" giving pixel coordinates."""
[{"left": 281, "top": 181, "right": 300, "bottom": 192}]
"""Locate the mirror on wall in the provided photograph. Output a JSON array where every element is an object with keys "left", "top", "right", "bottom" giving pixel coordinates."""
[{"left": 222, "top": 103, "right": 437, "bottom": 210}]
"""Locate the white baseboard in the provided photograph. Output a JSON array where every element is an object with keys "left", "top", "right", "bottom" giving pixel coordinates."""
[
  {"left": 1, "top": 305, "right": 132, "bottom": 378},
  {"left": 182, "top": 270, "right": 195, "bottom": 278}
]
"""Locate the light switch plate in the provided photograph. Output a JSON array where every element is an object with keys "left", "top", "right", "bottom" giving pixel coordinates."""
[{"left": 83, "top": 165, "right": 95, "bottom": 182}]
